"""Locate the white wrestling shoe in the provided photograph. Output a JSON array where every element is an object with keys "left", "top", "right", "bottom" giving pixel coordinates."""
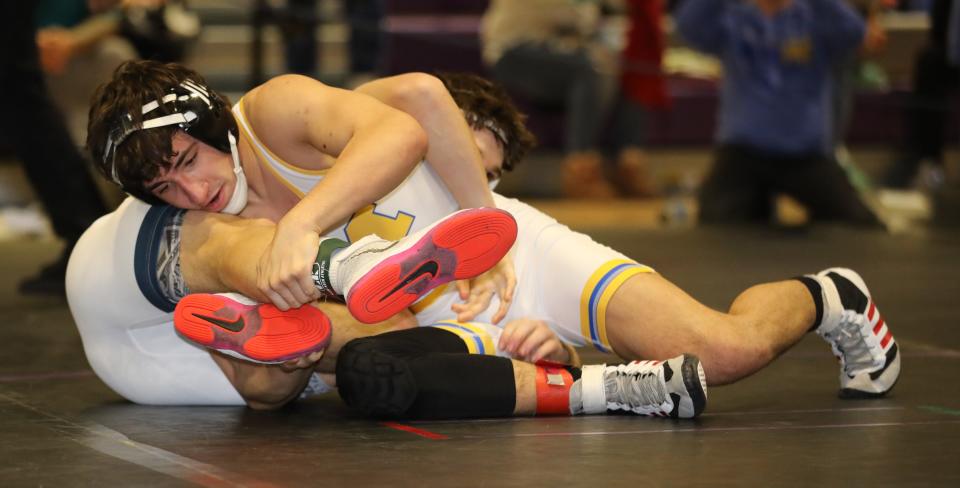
[
  {"left": 579, "top": 354, "right": 708, "bottom": 419},
  {"left": 813, "top": 268, "right": 901, "bottom": 398},
  {"left": 317, "top": 207, "right": 517, "bottom": 324}
]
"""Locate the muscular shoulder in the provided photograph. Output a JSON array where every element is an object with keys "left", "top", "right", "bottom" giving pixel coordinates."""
[
  {"left": 243, "top": 75, "right": 317, "bottom": 145},
  {"left": 242, "top": 74, "right": 356, "bottom": 166}
]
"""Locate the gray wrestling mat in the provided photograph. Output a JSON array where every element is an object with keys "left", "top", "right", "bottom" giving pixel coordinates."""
[{"left": 1, "top": 225, "right": 958, "bottom": 487}]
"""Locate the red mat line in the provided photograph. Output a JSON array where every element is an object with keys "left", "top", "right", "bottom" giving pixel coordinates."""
[{"left": 381, "top": 421, "right": 449, "bottom": 440}]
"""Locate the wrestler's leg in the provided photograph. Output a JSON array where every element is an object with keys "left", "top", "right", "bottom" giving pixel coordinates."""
[
  {"left": 605, "top": 270, "right": 899, "bottom": 397},
  {"left": 605, "top": 273, "right": 814, "bottom": 385},
  {"left": 179, "top": 211, "right": 278, "bottom": 302},
  {"left": 210, "top": 301, "right": 415, "bottom": 410},
  {"left": 336, "top": 326, "right": 705, "bottom": 419},
  {"left": 179, "top": 207, "right": 516, "bottom": 320}
]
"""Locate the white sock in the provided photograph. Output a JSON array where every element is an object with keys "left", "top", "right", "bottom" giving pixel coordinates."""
[
  {"left": 299, "top": 372, "right": 335, "bottom": 399},
  {"left": 575, "top": 364, "right": 607, "bottom": 415}
]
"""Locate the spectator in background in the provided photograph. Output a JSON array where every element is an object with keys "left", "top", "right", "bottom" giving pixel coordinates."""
[
  {"left": 676, "top": 0, "right": 882, "bottom": 226},
  {"left": 280, "top": 0, "right": 384, "bottom": 85},
  {"left": 346, "top": 0, "right": 385, "bottom": 84},
  {"left": 435, "top": 71, "right": 539, "bottom": 185},
  {"left": 610, "top": 0, "right": 670, "bottom": 197},
  {"left": 280, "top": 0, "right": 317, "bottom": 76},
  {"left": 951, "top": 0, "right": 960, "bottom": 65},
  {"left": 0, "top": 0, "right": 111, "bottom": 296},
  {"left": 481, "top": 0, "right": 621, "bottom": 199},
  {"left": 831, "top": 0, "right": 887, "bottom": 152},
  {"left": 118, "top": 0, "right": 199, "bottom": 63},
  {"left": 885, "top": 0, "right": 958, "bottom": 189},
  {"left": 38, "top": 0, "right": 139, "bottom": 144}
]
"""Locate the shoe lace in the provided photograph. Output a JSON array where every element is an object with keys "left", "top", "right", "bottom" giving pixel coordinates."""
[
  {"left": 833, "top": 311, "right": 878, "bottom": 375},
  {"left": 606, "top": 364, "right": 667, "bottom": 411}
]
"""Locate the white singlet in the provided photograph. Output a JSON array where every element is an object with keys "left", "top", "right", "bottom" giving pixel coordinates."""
[
  {"left": 66, "top": 97, "right": 656, "bottom": 405},
  {"left": 234, "top": 97, "right": 655, "bottom": 354},
  {"left": 66, "top": 198, "right": 244, "bottom": 405}
]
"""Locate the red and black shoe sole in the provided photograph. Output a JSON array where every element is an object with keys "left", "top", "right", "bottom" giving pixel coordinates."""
[
  {"left": 346, "top": 208, "right": 517, "bottom": 324},
  {"left": 174, "top": 294, "right": 332, "bottom": 364}
]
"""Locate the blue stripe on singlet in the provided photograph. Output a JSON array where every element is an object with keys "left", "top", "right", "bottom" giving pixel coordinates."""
[
  {"left": 587, "top": 263, "right": 634, "bottom": 351},
  {"left": 434, "top": 321, "right": 486, "bottom": 355},
  {"left": 134, "top": 205, "right": 183, "bottom": 313}
]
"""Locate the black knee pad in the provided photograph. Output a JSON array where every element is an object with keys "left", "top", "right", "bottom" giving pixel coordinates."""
[
  {"left": 336, "top": 337, "right": 418, "bottom": 418},
  {"left": 337, "top": 328, "right": 517, "bottom": 420}
]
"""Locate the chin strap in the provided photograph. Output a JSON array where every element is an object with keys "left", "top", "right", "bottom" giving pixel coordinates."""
[{"left": 220, "top": 131, "right": 248, "bottom": 215}]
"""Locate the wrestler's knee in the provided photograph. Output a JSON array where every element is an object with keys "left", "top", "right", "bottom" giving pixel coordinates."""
[
  {"left": 695, "top": 332, "right": 777, "bottom": 385},
  {"left": 335, "top": 337, "right": 418, "bottom": 418}
]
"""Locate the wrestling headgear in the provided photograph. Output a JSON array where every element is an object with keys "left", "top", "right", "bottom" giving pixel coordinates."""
[{"left": 102, "top": 79, "right": 249, "bottom": 215}]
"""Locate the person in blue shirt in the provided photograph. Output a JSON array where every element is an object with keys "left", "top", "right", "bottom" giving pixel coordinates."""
[
  {"left": 676, "top": 0, "right": 881, "bottom": 226},
  {"left": 886, "top": 0, "right": 958, "bottom": 189},
  {"left": 1, "top": 0, "right": 110, "bottom": 296}
]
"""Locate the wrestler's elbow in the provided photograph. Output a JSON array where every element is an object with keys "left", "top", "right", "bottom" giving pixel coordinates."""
[
  {"left": 229, "top": 366, "right": 302, "bottom": 411},
  {"left": 393, "top": 111, "right": 428, "bottom": 161},
  {"left": 380, "top": 72, "right": 448, "bottom": 113},
  {"left": 242, "top": 387, "right": 298, "bottom": 411},
  {"left": 245, "top": 397, "right": 292, "bottom": 411}
]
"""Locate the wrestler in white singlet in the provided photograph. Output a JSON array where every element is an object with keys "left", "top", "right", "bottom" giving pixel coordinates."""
[
  {"left": 66, "top": 198, "right": 244, "bottom": 405},
  {"left": 65, "top": 96, "right": 652, "bottom": 405},
  {"left": 234, "top": 98, "right": 654, "bottom": 354}
]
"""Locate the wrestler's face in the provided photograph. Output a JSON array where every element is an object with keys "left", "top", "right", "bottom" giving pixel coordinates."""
[
  {"left": 145, "top": 131, "right": 236, "bottom": 211},
  {"left": 473, "top": 127, "right": 505, "bottom": 182}
]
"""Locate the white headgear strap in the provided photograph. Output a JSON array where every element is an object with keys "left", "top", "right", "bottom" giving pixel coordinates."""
[{"left": 220, "top": 131, "right": 249, "bottom": 215}]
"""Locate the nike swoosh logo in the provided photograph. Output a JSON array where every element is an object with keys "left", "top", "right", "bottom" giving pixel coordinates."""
[
  {"left": 380, "top": 261, "right": 439, "bottom": 301},
  {"left": 191, "top": 312, "right": 245, "bottom": 333}
]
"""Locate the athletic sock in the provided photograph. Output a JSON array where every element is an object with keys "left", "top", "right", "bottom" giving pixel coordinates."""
[
  {"left": 569, "top": 379, "right": 584, "bottom": 414},
  {"left": 795, "top": 276, "right": 824, "bottom": 332},
  {"left": 299, "top": 372, "right": 335, "bottom": 399},
  {"left": 312, "top": 237, "right": 349, "bottom": 297},
  {"left": 573, "top": 364, "right": 607, "bottom": 415}
]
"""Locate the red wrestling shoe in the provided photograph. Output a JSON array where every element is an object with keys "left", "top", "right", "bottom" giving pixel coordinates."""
[
  {"left": 324, "top": 207, "right": 517, "bottom": 324},
  {"left": 174, "top": 293, "right": 331, "bottom": 364}
]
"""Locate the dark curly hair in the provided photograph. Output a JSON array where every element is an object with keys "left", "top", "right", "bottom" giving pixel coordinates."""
[
  {"left": 86, "top": 60, "right": 228, "bottom": 205},
  {"left": 435, "top": 72, "right": 537, "bottom": 173}
]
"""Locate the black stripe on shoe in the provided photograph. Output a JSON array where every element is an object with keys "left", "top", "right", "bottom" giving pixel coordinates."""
[
  {"left": 681, "top": 355, "right": 707, "bottom": 418},
  {"left": 826, "top": 271, "right": 868, "bottom": 313},
  {"left": 870, "top": 343, "right": 899, "bottom": 381},
  {"left": 838, "top": 344, "right": 900, "bottom": 399}
]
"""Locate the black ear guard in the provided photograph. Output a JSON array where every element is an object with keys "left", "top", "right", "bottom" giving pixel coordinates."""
[{"left": 103, "top": 79, "right": 238, "bottom": 186}]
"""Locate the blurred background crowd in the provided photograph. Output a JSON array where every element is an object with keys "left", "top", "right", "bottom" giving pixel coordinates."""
[{"left": 1, "top": 0, "right": 957, "bottom": 295}]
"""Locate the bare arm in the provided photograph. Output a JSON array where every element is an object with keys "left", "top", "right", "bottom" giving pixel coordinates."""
[
  {"left": 178, "top": 209, "right": 418, "bottom": 409},
  {"left": 242, "top": 75, "right": 429, "bottom": 307},
  {"left": 355, "top": 73, "right": 518, "bottom": 324},
  {"left": 37, "top": 11, "right": 121, "bottom": 75},
  {"left": 355, "top": 73, "right": 496, "bottom": 209},
  {"left": 245, "top": 74, "right": 429, "bottom": 237}
]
